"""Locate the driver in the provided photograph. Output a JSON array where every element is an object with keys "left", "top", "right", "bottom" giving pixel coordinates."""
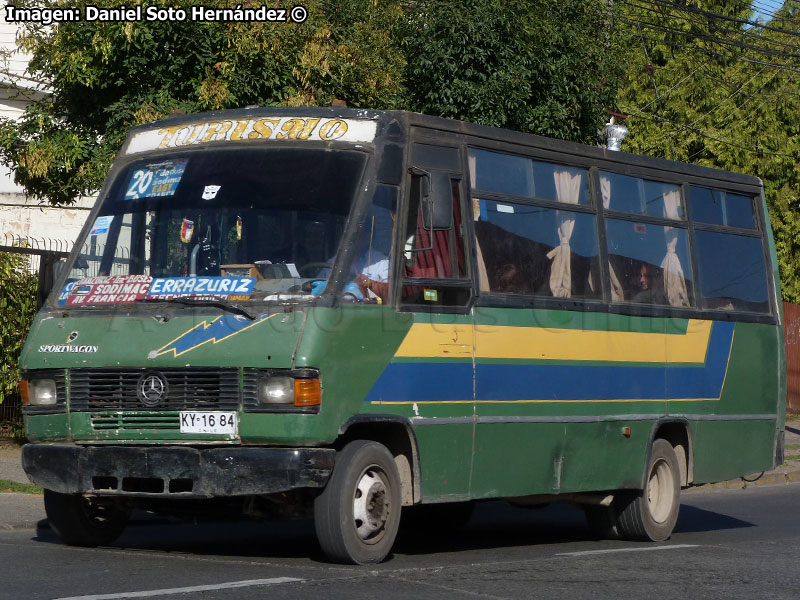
[{"left": 355, "top": 253, "right": 389, "bottom": 302}]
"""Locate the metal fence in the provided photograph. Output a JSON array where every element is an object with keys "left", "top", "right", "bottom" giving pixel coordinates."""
[{"left": 1, "top": 234, "right": 72, "bottom": 427}]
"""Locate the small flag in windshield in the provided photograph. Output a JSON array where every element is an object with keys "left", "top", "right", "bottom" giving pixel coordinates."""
[{"left": 181, "top": 219, "right": 194, "bottom": 243}]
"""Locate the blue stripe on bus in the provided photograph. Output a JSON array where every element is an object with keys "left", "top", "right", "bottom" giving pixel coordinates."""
[{"left": 364, "top": 321, "right": 735, "bottom": 404}]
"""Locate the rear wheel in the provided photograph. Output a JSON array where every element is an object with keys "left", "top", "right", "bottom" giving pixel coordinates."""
[
  {"left": 617, "top": 439, "right": 681, "bottom": 541},
  {"left": 44, "top": 489, "right": 129, "bottom": 546},
  {"left": 314, "top": 441, "right": 402, "bottom": 564}
]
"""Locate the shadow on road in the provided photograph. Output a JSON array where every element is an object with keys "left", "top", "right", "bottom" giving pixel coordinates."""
[
  {"left": 28, "top": 499, "right": 754, "bottom": 563},
  {"left": 673, "top": 504, "right": 754, "bottom": 534}
]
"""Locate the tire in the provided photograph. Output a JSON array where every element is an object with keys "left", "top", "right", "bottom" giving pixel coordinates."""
[
  {"left": 44, "top": 489, "right": 129, "bottom": 546},
  {"left": 314, "top": 440, "right": 402, "bottom": 564},
  {"left": 616, "top": 439, "right": 681, "bottom": 542},
  {"left": 584, "top": 504, "right": 620, "bottom": 540}
]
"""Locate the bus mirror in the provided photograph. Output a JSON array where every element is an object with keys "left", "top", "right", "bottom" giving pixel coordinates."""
[{"left": 421, "top": 172, "right": 454, "bottom": 231}]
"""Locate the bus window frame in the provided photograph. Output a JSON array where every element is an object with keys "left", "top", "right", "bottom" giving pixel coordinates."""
[
  {"left": 394, "top": 136, "right": 474, "bottom": 315},
  {"left": 49, "top": 140, "right": 380, "bottom": 312},
  {"left": 460, "top": 136, "right": 777, "bottom": 324}
]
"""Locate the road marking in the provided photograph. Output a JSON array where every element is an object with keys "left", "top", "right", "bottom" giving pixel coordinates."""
[
  {"left": 54, "top": 577, "right": 304, "bottom": 600},
  {"left": 557, "top": 544, "right": 700, "bottom": 557}
]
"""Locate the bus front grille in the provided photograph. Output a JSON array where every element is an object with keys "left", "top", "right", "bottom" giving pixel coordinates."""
[
  {"left": 69, "top": 368, "right": 240, "bottom": 411},
  {"left": 90, "top": 412, "right": 181, "bottom": 431}
]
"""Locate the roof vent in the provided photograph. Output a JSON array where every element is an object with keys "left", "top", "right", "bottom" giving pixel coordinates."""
[{"left": 604, "top": 117, "right": 628, "bottom": 151}]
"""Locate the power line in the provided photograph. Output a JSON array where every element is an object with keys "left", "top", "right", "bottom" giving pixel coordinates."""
[
  {"left": 639, "top": 0, "right": 800, "bottom": 38},
  {"left": 635, "top": 64, "right": 705, "bottom": 113},
  {"left": 634, "top": 31, "right": 800, "bottom": 75},
  {"left": 641, "top": 65, "right": 773, "bottom": 153},
  {"left": 622, "top": 18, "right": 800, "bottom": 62},
  {"left": 624, "top": 0, "right": 800, "bottom": 52},
  {"left": 618, "top": 104, "right": 798, "bottom": 159}
]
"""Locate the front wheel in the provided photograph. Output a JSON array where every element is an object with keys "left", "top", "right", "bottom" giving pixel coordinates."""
[
  {"left": 44, "top": 489, "right": 129, "bottom": 546},
  {"left": 314, "top": 441, "right": 402, "bottom": 564},
  {"left": 616, "top": 439, "right": 681, "bottom": 541}
]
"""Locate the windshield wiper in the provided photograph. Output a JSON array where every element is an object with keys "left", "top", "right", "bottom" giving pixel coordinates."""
[{"left": 145, "top": 296, "right": 257, "bottom": 320}]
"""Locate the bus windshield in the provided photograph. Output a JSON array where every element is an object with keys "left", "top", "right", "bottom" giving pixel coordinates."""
[{"left": 57, "top": 147, "right": 367, "bottom": 306}]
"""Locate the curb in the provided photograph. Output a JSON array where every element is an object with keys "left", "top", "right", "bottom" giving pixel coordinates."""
[{"left": 688, "top": 467, "right": 800, "bottom": 492}]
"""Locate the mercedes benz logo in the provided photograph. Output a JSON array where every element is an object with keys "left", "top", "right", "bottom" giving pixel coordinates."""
[{"left": 137, "top": 372, "right": 168, "bottom": 407}]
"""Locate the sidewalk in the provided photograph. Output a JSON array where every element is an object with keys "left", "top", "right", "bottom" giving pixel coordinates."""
[
  {"left": 0, "top": 445, "right": 46, "bottom": 530},
  {"left": 2, "top": 420, "right": 800, "bottom": 530}
]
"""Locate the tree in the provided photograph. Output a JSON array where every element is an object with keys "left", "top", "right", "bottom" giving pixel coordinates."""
[
  {"left": 615, "top": 0, "right": 800, "bottom": 301},
  {"left": 0, "top": 0, "right": 624, "bottom": 205},
  {"left": 401, "top": 0, "right": 624, "bottom": 144},
  {"left": 0, "top": 251, "right": 37, "bottom": 408}
]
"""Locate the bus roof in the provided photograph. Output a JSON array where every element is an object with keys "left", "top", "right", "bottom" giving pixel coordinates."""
[{"left": 124, "top": 107, "right": 762, "bottom": 189}]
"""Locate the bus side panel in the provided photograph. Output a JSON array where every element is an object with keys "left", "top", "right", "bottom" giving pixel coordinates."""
[
  {"left": 690, "top": 419, "right": 776, "bottom": 483},
  {"left": 471, "top": 309, "right": 667, "bottom": 498},
  {"left": 705, "top": 322, "right": 779, "bottom": 415},
  {"left": 690, "top": 321, "right": 781, "bottom": 483},
  {"left": 370, "top": 312, "right": 476, "bottom": 500},
  {"left": 301, "top": 307, "right": 477, "bottom": 500},
  {"left": 559, "top": 420, "right": 649, "bottom": 492},
  {"left": 412, "top": 421, "right": 475, "bottom": 501},
  {"left": 292, "top": 305, "right": 415, "bottom": 445}
]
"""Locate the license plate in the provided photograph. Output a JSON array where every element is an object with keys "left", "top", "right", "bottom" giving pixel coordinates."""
[{"left": 179, "top": 411, "right": 237, "bottom": 435}]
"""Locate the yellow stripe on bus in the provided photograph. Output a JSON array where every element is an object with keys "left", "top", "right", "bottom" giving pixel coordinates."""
[
  {"left": 371, "top": 397, "right": 720, "bottom": 405},
  {"left": 394, "top": 319, "right": 713, "bottom": 364}
]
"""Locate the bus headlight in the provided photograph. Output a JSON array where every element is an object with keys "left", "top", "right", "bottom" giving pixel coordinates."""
[
  {"left": 258, "top": 376, "right": 294, "bottom": 404},
  {"left": 27, "top": 379, "right": 58, "bottom": 405},
  {"left": 257, "top": 375, "right": 322, "bottom": 407}
]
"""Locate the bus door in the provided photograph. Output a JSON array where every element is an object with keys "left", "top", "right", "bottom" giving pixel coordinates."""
[{"left": 396, "top": 141, "right": 475, "bottom": 501}]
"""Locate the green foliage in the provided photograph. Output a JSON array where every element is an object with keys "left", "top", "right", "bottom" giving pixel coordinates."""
[
  {"left": 401, "top": 0, "right": 624, "bottom": 144},
  {"left": 0, "top": 0, "right": 407, "bottom": 205},
  {"left": 0, "top": 0, "right": 622, "bottom": 205},
  {"left": 615, "top": 1, "right": 800, "bottom": 301},
  {"left": 0, "top": 252, "right": 37, "bottom": 406}
]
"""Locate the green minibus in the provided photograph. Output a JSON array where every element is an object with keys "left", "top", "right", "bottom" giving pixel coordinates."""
[{"left": 19, "top": 108, "right": 785, "bottom": 563}]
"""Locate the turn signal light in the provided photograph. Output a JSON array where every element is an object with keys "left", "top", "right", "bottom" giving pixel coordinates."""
[
  {"left": 20, "top": 380, "right": 29, "bottom": 405},
  {"left": 294, "top": 378, "right": 321, "bottom": 407}
]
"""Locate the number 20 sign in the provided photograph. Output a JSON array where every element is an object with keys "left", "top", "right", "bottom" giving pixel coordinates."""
[{"left": 125, "top": 169, "right": 155, "bottom": 200}]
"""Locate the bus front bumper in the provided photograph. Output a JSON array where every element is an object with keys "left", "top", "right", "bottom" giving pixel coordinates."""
[{"left": 22, "top": 444, "right": 335, "bottom": 498}]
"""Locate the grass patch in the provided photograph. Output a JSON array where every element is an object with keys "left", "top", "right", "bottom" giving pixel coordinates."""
[{"left": 0, "top": 479, "right": 42, "bottom": 494}]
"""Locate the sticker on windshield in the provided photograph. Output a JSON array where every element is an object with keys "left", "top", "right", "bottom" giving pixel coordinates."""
[
  {"left": 147, "top": 276, "right": 254, "bottom": 299},
  {"left": 202, "top": 185, "right": 221, "bottom": 200},
  {"left": 124, "top": 159, "right": 188, "bottom": 200},
  {"left": 57, "top": 281, "right": 75, "bottom": 306},
  {"left": 66, "top": 275, "right": 153, "bottom": 305},
  {"left": 90, "top": 215, "right": 114, "bottom": 236}
]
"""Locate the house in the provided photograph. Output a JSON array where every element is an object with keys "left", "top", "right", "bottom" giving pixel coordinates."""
[{"left": 0, "top": 21, "right": 92, "bottom": 249}]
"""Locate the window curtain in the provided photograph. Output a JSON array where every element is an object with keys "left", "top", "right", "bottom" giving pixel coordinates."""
[
  {"left": 547, "top": 169, "right": 581, "bottom": 297},
  {"left": 661, "top": 189, "right": 689, "bottom": 306},
  {"left": 599, "top": 175, "right": 625, "bottom": 301},
  {"left": 468, "top": 156, "right": 491, "bottom": 291}
]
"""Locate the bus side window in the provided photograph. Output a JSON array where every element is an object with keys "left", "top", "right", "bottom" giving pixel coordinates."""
[
  {"left": 400, "top": 174, "right": 471, "bottom": 308},
  {"left": 600, "top": 173, "right": 692, "bottom": 307},
  {"left": 468, "top": 148, "right": 599, "bottom": 300},
  {"left": 473, "top": 199, "right": 601, "bottom": 299},
  {"left": 694, "top": 230, "right": 769, "bottom": 313}
]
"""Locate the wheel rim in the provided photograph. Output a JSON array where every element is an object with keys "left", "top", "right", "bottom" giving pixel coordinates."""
[
  {"left": 352, "top": 465, "right": 390, "bottom": 544},
  {"left": 647, "top": 458, "right": 674, "bottom": 524}
]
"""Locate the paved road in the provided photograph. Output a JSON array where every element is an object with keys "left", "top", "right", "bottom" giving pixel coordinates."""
[{"left": 1, "top": 482, "right": 799, "bottom": 600}]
